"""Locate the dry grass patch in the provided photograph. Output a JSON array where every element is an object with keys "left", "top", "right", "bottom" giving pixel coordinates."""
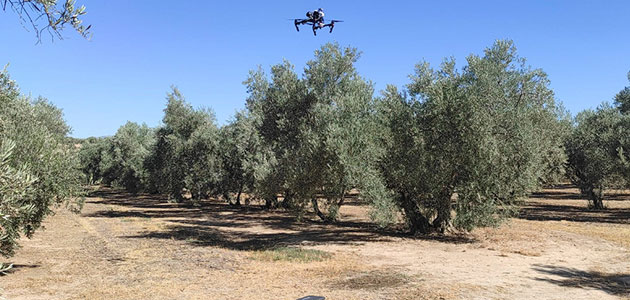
[
  {"left": 250, "top": 247, "right": 332, "bottom": 263},
  {"left": 392, "top": 282, "right": 484, "bottom": 300},
  {"left": 331, "top": 269, "right": 410, "bottom": 291}
]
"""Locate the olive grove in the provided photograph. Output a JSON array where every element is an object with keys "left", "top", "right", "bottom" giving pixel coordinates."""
[{"left": 72, "top": 41, "right": 603, "bottom": 235}]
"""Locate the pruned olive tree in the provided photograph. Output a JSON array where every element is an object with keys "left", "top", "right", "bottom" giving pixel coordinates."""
[
  {"left": 565, "top": 104, "right": 630, "bottom": 209},
  {"left": 145, "top": 88, "right": 221, "bottom": 202},
  {"left": 244, "top": 43, "right": 395, "bottom": 223},
  {"left": 378, "top": 40, "right": 568, "bottom": 233},
  {"left": 0, "top": 67, "right": 83, "bottom": 257}
]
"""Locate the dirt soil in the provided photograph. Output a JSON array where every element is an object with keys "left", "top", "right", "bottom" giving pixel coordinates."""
[{"left": 1, "top": 184, "right": 629, "bottom": 300}]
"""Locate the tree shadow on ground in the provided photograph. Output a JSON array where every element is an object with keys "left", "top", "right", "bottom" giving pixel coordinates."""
[
  {"left": 523, "top": 184, "right": 630, "bottom": 224},
  {"left": 519, "top": 203, "right": 630, "bottom": 224},
  {"left": 531, "top": 183, "right": 630, "bottom": 201},
  {"left": 88, "top": 188, "right": 170, "bottom": 209},
  {"left": 86, "top": 187, "right": 474, "bottom": 251},
  {"left": 121, "top": 219, "right": 473, "bottom": 251},
  {"left": 533, "top": 264, "right": 630, "bottom": 296}
]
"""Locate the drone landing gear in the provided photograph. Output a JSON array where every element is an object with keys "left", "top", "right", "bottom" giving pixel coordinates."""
[{"left": 294, "top": 19, "right": 300, "bottom": 32}]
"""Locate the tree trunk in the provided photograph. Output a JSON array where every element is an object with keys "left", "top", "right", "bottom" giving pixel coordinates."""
[
  {"left": 234, "top": 187, "right": 242, "bottom": 207},
  {"left": 336, "top": 189, "right": 345, "bottom": 208},
  {"left": 432, "top": 198, "right": 452, "bottom": 233},
  {"left": 264, "top": 195, "right": 278, "bottom": 209},
  {"left": 399, "top": 192, "right": 432, "bottom": 234},
  {"left": 333, "top": 196, "right": 345, "bottom": 218},
  {"left": 589, "top": 186, "right": 605, "bottom": 209},
  {"left": 311, "top": 198, "right": 330, "bottom": 222},
  {"left": 280, "top": 190, "right": 294, "bottom": 209}
]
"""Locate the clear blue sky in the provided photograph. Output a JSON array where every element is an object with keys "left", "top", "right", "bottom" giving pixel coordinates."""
[{"left": 1, "top": 1, "right": 629, "bottom": 138}]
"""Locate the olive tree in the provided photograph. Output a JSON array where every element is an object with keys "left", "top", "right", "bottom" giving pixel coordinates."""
[
  {"left": 217, "top": 110, "right": 261, "bottom": 206},
  {"left": 99, "top": 122, "right": 155, "bottom": 193},
  {"left": 378, "top": 40, "right": 567, "bottom": 233},
  {"left": 565, "top": 104, "right": 630, "bottom": 209},
  {"left": 0, "top": 67, "right": 83, "bottom": 257},
  {"left": 77, "top": 137, "right": 109, "bottom": 185},
  {"left": 145, "top": 88, "right": 221, "bottom": 202},
  {"left": 244, "top": 43, "right": 394, "bottom": 222}
]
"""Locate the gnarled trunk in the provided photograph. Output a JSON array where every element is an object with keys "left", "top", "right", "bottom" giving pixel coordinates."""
[
  {"left": 311, "top": 198, "right": 330, "bottom": 222},
  {"left": 311, "top": 195, "right": 346, "bottom": 222},
  {"left": 399, "top": 192, "right": 432, "bottom": 234},
  {"left": 432, "top": 191, "right": 453, "bottom": 233}
]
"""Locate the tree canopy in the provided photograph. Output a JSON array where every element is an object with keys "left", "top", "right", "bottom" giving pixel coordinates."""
[
  {"left": 0, "top": 67, "right": 83, "bottom": 257},
  {"left": 144, "top": 88, "right": 222, "bottom": 202},
  {"left": 378, "top": 40, "right": 568, "bottom": 233},
  {"left": 565, "top": 104, "right": 630, "bottom": 208},
  {"left": 244, "top": 43, "right": 394, "bottom": 222}
]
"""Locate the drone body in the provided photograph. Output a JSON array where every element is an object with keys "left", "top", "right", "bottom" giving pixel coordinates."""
[{"left": 292, "top": 8, "right": 343, "bottom": 36}]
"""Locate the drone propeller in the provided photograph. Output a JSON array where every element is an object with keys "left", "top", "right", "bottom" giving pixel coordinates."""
[
  {"left": 290, "top": 18, "right": 307, "bottom": 32},
  {"left": 328, "top": 20, "right": 344, "bottom": 33}
]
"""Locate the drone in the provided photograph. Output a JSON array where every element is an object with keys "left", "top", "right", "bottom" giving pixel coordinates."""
[{"left": 292, "top": 8, "right": 343, "bottom": 36}]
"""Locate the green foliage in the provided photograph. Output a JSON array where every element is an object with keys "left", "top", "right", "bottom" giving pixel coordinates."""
[
  {"left": 378, "top": 40, "right": 567, "bottom": 233},
  {"left": 217, "top": 110, "right": 261, "bottom": 205},
  {"left": 3, "top": 0, "right": 91, "bottom": 42},
  {"left": 100, "top": 122, "right": 155, "bottom": 193},
  {"left": 77, "top": 124, "right": 155, "bottom": 193},
  {"left": 244, "top": 43, "right": 394, "bottom": 223},
  {"left": 565, "top": 104, "right": 630, "bottom": 208},
  {"left": 0, "top": 139, "right": 36, "bottom": 257},
  {"left": 77, "top": 137, "right": 108, "bottom": 185},
  {"left": 614, "top": 71, "right": 630, "bottom": 114},
  {"left": 145, "top": 88, "right": 221, "bottom": 201},
  {"left": 0, "top": 67, "right": 83, "bottom": 257}
]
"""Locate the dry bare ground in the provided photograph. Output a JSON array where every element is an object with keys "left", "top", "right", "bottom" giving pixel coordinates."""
[{"left": 1, "top": 184, "right": 629, "bottom": 299}]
